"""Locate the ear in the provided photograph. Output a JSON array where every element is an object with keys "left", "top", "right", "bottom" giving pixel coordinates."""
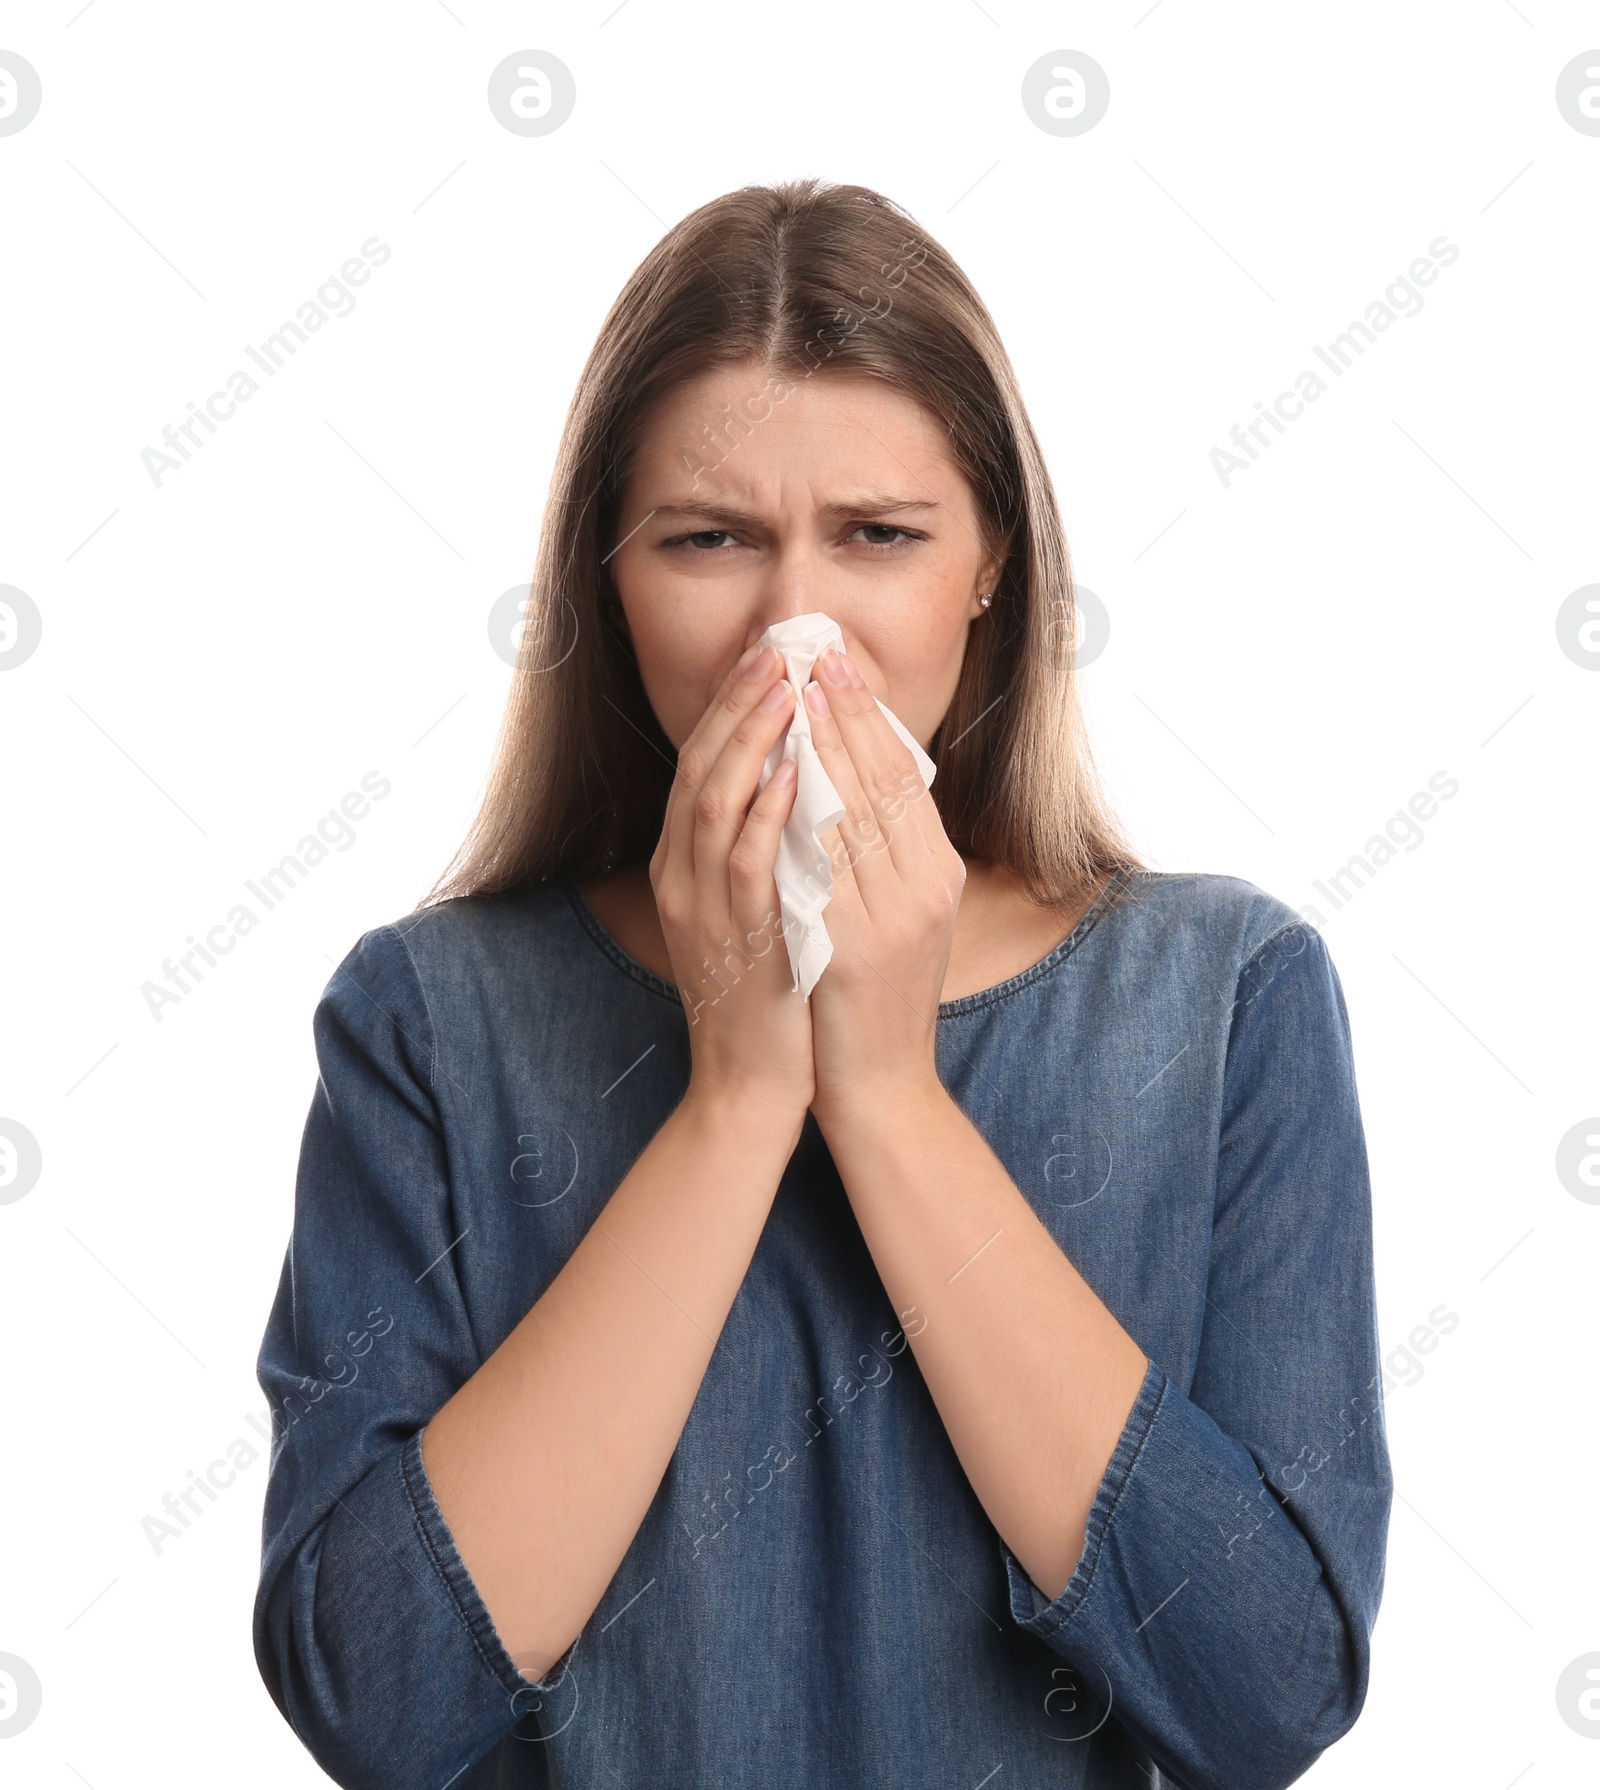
[{"left": 976, "top": 536, "right": 1011, "bottom": 604}]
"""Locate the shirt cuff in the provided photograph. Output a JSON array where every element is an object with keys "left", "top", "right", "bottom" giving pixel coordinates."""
[
  {"left": 400, "top": 1428, "right": 583, "bottom": 1701},
  {"left": 998, "top": 1355, "right": 1168, "bottom": 1633}
]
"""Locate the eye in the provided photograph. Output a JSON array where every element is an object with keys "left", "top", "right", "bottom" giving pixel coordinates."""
[
  {"left": 663, "top": 529, "right": 739, "bottom": 553},
  {"left": 659, "top": 523, "right": 926, "bottom": 555},
  {"left": 848, "top": 524, "right": 926, "bottom": 552}
]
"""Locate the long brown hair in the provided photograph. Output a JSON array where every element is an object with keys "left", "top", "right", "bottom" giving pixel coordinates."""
[{"left": 421, "top": 176, "right": 1144, "bottom": 914}]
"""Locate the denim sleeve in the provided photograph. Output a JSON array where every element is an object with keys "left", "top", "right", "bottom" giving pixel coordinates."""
[
  {"left": 252, "top": 924, "right": 571, "bottom": 1790},
  {"left": 996, "top": 921, "right": 1392, "bottom": 1790}
]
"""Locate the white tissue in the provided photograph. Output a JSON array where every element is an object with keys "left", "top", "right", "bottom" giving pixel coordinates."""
[{"left": 751, "top": 612, "right": 937, "bottom": 1000}]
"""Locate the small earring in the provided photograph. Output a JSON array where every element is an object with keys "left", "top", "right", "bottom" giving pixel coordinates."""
[{"left": 978, "top": 592, "right": 993, "bottom": 609}]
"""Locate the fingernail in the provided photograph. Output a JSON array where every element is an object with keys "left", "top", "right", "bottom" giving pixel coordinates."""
[
  {"left": 732, "top": 644, "right": 760, "bottom": 677},
  {"left": 805, "top": 680, "right": 830, "bottom": 716},
  {"left": 759, "top": 677, "right": 791, "bottom": 710},
  {"left": 821, "top": 648, "right": 850, "bottom": 686},
  {"left": 742, "top": 645, "right": 773, "bottom": 681}
]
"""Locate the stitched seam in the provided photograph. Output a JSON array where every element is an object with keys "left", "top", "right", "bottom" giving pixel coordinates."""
[
  {"left": 562, "top": 882, "right": 682, "bottom": 1007},
  {"left": 562, "top": 868, "right": 1143, "bottom": 1018},
  {"left": 1033, "top": 1368, "right": 1170, "bottom": 1639},
  {"left": 1215, "top": 917, "right": 1317, "bottom": 1227},
  {"left": 936, "top": 865, "right": 1137, "bottom": 1018},
  {"left": 399, "top": 1432, "right": 527, "bottom": 1697},
  {"left": 1232, "top": 917, "right": 1313, "bottom": 990},
  {"left": 383, "top": 918, "right": 444, "bottom": 1095}
]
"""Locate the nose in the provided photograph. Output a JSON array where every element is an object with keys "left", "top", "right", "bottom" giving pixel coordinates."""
[{"left": 750, "top": 545, "right": 822, "bottom": 646}]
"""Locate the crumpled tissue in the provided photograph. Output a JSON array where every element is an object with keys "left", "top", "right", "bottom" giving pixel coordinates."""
[{"left": 751, "top": 612, "right": 937, "bottom": 1000}]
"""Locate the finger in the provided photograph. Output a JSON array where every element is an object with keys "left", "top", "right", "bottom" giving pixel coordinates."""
[
  {"left": 816, "top": 649, "right": 942, "bottom": 853},
  {"left": 661, "top": 643, "right": 788, "bottom": 884},
  {"left": 800, "top": 677, "right": 899, "bottom": 912},
  {"left": 802, "top": 667, "right": 928, "bottom": 904},
  {"left": 727, "top": 754, "right": 798, "bottom": 963},
  {"left": 690, "top": 675, "right": 794, "bottom": 923},
  {"left": 658, "top": 642, "right": 759, "bottom": 846}
]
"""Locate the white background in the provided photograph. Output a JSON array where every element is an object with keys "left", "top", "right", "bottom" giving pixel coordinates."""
[{"left": 2, "top": 3, "right": 1596, "bottom": 1786}]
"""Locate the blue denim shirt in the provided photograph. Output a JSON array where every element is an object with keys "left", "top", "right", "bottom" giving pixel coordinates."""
[{"left": 253, "top": 867, "right": 1391, "bottom": 1790}]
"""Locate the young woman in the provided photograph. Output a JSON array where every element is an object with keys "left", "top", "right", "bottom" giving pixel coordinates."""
[{"left": 253, "top": 178, "right": 1390, "bottom": 1790}]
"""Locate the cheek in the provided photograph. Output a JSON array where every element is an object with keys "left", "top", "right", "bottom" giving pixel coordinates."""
[
  {"left": 624, "top": 616, "right": 737, "bottom": 745},
  {"left": 856, "top": 619, "right": 966, "bottom": 693}
]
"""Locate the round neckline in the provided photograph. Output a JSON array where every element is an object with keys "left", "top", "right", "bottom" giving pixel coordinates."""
[{"left": 561, "top": 865, "right": 1136, "bottom": 1019}]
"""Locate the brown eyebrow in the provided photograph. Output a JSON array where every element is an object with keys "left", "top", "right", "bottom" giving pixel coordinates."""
[{"left": 646, "top": 494, "right": 940, "bottom": 528}]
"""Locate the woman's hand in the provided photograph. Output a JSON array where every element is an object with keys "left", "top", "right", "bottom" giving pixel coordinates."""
[
  {"left": 801, "top": 647, "right": 966, "bottom": 1130},
  {"left": 651, "top": 643, "right": 815, "bottom": 1122}
]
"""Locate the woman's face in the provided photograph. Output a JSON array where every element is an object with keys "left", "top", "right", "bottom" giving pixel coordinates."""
[{"left": 607, "top": 361, "right": 1006, "bottom": 753}]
